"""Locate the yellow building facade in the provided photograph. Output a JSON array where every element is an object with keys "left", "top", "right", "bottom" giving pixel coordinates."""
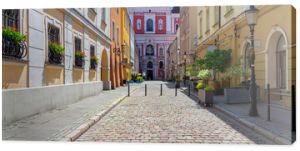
[
  {"left": 196, "top": 5, "right": 296, "bottom": 107},
  {"left": 120, "top": 8, "right": 132, "bottom": 81}
]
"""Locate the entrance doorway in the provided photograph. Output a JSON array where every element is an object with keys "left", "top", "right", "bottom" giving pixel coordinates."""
[{"left": 146, "top": 70, "right": 153, "bottom": 80}]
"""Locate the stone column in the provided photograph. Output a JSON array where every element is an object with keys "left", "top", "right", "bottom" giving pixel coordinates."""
[
  {"left": 28, "top": 9, "right": 45, "bottom": 87},
  {"left": 64, "top": 15, "right": 73, "bottom": 84},
  {"left": 83, "top": 29, "right": 90, "bottom": 82}
]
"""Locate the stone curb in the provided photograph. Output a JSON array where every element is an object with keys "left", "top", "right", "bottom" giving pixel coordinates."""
[
  {"left": 180, "top": 87, "right": 291, "bottom": 145},
  {"left": 214, "top": 104, "right": 291, "bottom": 145},
  {"left": 64, "top": 86, "right": 139, "bottom": 142}
]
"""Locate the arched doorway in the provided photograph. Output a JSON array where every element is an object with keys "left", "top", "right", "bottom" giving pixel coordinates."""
[
  {"left": 266, "top": 27, "right": 288, "bottom": 89},
  {"left": 101, "top": 49, "right": 109, "bottom": 81},
  {"left": 146, "top": 61, "right": 153, "bottom": 80}
]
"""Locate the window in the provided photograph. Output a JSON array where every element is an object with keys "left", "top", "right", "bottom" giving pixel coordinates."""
[
  {"left": 48, "top": 24, "right": 60, "bottom": 43},
  {"left": 146, "top": 44, "right": 154, "bottom": 56},
  {"left": 147, "top": 61, "right": 153, "bottom": 68},
  {"left": 116, "top": 28, "right": 119, "bottom": 45},
  {"left": 137, "top": 19, "right": 141, "bottom": 30},
  {"left": 90, "top": 45, "right": 96, "bottom": 69},
  {"left": 158, "top": 19, "right": 163, "bottom": 31},
  {"left": 146, "top": 19, "right": 153, "bottom": 32},
  {"left": 48, "top": 24, "right": 62, "bottom": 64},
  {"left": 276, "top": 35, "right": 286, "bottom": 89},
  {"left": 90, "top": 45, "right": 95, "bottom": 57},
  {"left": 206, "top": 8, "right": 210, "bottom": 32},
  {"left": 75, "top": 37, "right": 82, "bottom": 51},
  {"left": 214, "top": 6, "right": 220, "bottom": 25},
  {"left": 112, "top": 21, "right": 115, "bottom": 40},
  {"left": 159, "top": 47, "right": 164, "bottom": 56},
  {"left": 101, "top": 8, "right": 106, "bottom": 22},
  {"left": 159, "top": 61, "right": 164, "bottom": 69},
  {"left": 2, "top": 9, "right": 19, "bottom": 30}
]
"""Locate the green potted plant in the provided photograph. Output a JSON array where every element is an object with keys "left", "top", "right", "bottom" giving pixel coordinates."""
[
  {"left": 197, "top": 83, "right": 215, "bottom": 107},
  {"left": 90, "top": 55, "right": 98, "bottom": 69},
  {"left": 2, "top": 27, "right": 27, "bottom": 59},
  {"left": 136, "top": 75, "right": 144, "bottom": 83},
  {"left": 222, "top": 64, "right": 260, "bottom": 104},
  {"left": 75, "top": 51, "right": 85, "bottom": 67},
  {"left": 48, "top": 41, "right": 64, "bottom": 64},
  {"left": 196, "top": 49, "right": 231, "bottom": 94}
]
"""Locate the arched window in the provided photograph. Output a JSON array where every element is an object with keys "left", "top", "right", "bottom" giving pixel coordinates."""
[
  {"left": 146, "top": 44, "right": 154, "bottom": 56},
  {"left": 137, "top": 19, "right": 141, "bottom": 30},
  {"left": 159, "top": 61, "right": 164, "bottom": 69},
  {"left": 147, "top": 61, "right": 153, "bottom": 68},
  {"left": 158, "top": 19, "right": 163, "bottom": 31},
  {"left": 146, "top": 19, "right": 153, "bottom": 32},
  {"left": 159, "top": 47, "right": 164, "bottom": 56},
  {"left": 276, "top": 35, "right": 286, "bottom": 89}
]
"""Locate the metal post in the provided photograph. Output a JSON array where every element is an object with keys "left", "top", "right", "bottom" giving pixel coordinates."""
[
  {"left": 267, "top": 83, "right": 270, "bottom": 121},
  {"left": 175, "top": 85, "right": 177, "bottom": 96},
  {"left": 128, "top": 83, "right": 130, "bottom": 97},
  {"left": 145, "top": 84, "right": 147, "bottom": 96},
  {"left": 248, "top": 26, "right": 259, "bottom": 117},
  {"left": 292, "top": 85, "right": 296, "bottom": 142},
  {"left": 160, "top": 84, "right": 163, "bottom": 96},
  {"left": 188, "top": 83, "right": 191, "bottom": 96}
]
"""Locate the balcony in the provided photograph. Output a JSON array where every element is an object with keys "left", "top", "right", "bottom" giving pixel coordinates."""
[{"left": 2, "top": 36, "right": 27, "bottom": 59}]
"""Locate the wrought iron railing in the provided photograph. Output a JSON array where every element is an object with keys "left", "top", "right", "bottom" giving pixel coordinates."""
[
  {"left": 2, "top": 36, "right": 27, "bottom": 59},
  {"left": 48, "top": 47, "right": 64, "bottom": 64},
  {"left": 75, "top": 57, "right": 84, "bottom": 67}
]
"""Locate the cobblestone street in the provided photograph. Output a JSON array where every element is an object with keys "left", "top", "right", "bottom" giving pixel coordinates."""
[{"left": 77, "top": 81, "right": 274, "bottom": 144}]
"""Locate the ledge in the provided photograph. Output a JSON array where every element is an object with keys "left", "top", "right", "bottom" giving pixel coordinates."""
[
  {"left": 2, "top": 57, "right": 28, "bottom": 65},
  {"left": 45, "top": 62, "right": 64, "bottom": 69}
]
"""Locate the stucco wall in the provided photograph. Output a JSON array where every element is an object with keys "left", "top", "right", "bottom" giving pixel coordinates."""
[
  {"left": 2, "top": 81, "right": 103, "bottom": 126},
  {"left": 2, "top": 62, "right": 28, "bottom": 89}
]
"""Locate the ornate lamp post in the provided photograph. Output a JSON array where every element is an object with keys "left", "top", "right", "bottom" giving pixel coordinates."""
[{"left": 245, "top": 5, "right": 259, "bottom": 116}]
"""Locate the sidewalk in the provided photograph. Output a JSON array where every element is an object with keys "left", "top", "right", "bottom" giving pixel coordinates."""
[
  {"left": 181, "top": 86, "right": 292, "bottom": 144},
  {"left": 3, "top": 84, "right": 140, "bottom": 141}
]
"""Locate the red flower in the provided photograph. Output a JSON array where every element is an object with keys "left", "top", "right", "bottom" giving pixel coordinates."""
[
  {"left": 2, "top": 26, "right": 6, "bottom": 30},
  {"left": 11, "top": 27, "right": 17, "bottom": 32}
]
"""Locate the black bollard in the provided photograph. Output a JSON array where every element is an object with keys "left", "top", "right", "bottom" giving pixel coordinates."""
[
  {"left": 145, "top": 84, "right": 147, "bottom": 96},
  {"left": 175, "top": 86, "right": 177, "bottom": 96},
  {"left": 188, "top": 83, "right": 191, "bottom": 96},
  {"left": 267, "top": 84, "right": 270, "bottom": 121},
  {"left": 128, "top": 83, "right": 130, "bottom": 97},
  {"left": 160, "top": 84, "right": 163, "bottom": 96},
  {"left": 292, "top": 85, "right": 296, "bottom": 142}
]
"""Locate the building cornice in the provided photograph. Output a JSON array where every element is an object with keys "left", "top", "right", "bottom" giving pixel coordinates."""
[{"left": 65, "top": 8, "right": 111, "bottom": 44}]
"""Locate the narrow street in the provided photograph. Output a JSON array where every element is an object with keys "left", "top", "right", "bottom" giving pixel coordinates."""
[{"left": 77, "top": 81, "right": 274, "bottom": 144}]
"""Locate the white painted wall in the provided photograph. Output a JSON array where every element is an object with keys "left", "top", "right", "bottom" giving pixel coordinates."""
[{"left": 2, "top": 81, "right": 104, "bottom": 126}]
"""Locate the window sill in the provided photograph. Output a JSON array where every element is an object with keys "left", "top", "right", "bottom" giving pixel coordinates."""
[
  {"left": 2, "top": 57, "right": 28, "bottom": 65},
  {"left": 45, "top": 62, "right": 64, "bottom": 69}
]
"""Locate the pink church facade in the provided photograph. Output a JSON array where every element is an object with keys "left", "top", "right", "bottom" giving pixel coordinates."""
[{"left": 129, "top": 7, "right": 180, "bottom": 80}]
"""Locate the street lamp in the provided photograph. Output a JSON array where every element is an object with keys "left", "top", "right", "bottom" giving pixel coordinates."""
[{"left": 245, "top": 5, "right": 259, "bottom": 117}]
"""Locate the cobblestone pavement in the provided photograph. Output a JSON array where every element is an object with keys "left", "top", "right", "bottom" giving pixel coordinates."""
[
  {"left": 3, "top": 85, "right": 139, "bottom": 141},
  {"left": 77, "top": 81, "right": 274, "bottom": 144}
]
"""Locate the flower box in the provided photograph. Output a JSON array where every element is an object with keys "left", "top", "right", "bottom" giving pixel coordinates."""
[{"left": 198, "top": 89, "right": 214, "bottom": 107}]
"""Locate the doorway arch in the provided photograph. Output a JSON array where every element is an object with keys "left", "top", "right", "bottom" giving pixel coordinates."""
[{"left": 265, "top": 26, "right": 288, "bottom": 89}]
